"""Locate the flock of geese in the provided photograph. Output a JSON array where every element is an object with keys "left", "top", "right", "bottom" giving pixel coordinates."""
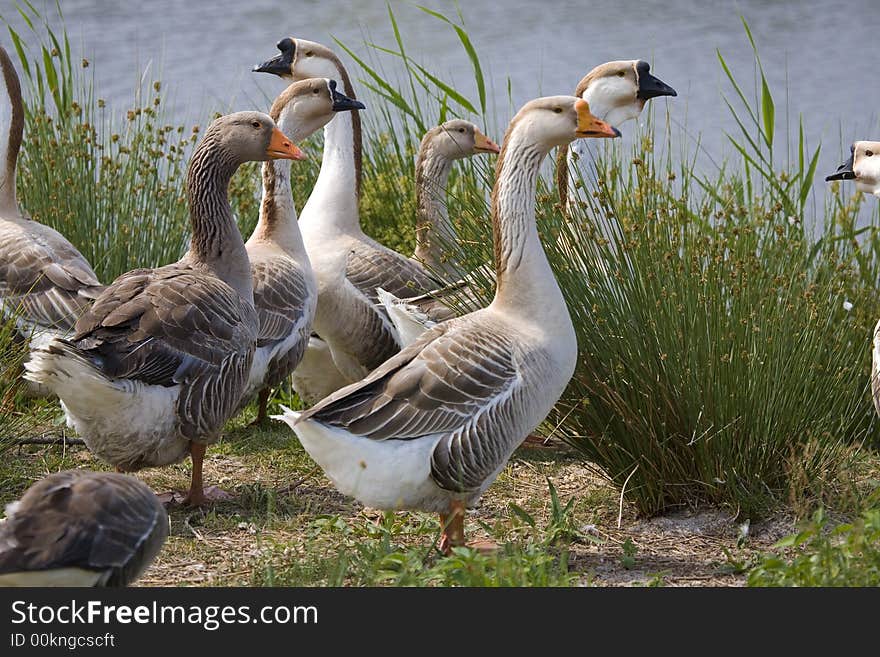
[{"left": 0, "top": 31, "right": 876, "bottom": 586}]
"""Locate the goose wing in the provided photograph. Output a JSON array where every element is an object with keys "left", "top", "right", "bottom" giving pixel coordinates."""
[
  {"left": 0, "top": 223, "right": 102, "bottom": 330},
  {"left": 345, "top": 241, "right": 439, "bottom": 302},
  {"left": 251, "top": 257, "right": 311, "bottom": 348},
  {"left": 0, "top": 471, "right": 168, "bottom": 586},
  {"left": 299, "top": 319, "right": 522, "bottom": 492},
  {"left": 72, "top": 264, "right": 257, "bottom": 438}
]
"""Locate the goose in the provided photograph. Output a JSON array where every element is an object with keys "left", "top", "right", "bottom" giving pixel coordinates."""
[
  {"left": 301, "top": 119, "right": 500, "bottom": 402},
  {"left": 254, "top": 37, "right": 452, "bottom": 388},
  {"left": 381, "top": 59, "right": 677, "bottom": 347},
  {"left": 0, "top": 470, "right": 167, "bottom": 587},
  {"left": 0, "top": 45, "right": 102, "bottom": 376},
  {"left": 24, "top": 112, "right": 303, "bottom": 506},
  {"left": 274, "top": 96, "right": 620, "bottom": 552},
  {"left": 827, "top": 140, "right": 880, "bottom": 416},
  {"left": 240, "top": 78, "right": 364, "bottom": 424}
]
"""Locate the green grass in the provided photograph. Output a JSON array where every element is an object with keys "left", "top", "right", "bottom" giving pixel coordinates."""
[{"left": 748, "top": 506, "right": 880, "bottom": 586}]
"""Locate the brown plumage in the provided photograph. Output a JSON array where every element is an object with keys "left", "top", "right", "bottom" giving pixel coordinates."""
[
  {"left": 0, "top": 471, "right": 167, "bottom": 587},
  {"left": 0, "top": 45, "right": 102, "bottom": 344}
]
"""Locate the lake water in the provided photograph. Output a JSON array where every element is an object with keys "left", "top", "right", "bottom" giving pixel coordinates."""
[{"left": 3, "top": 0, "right": 879, "bottom": 209}]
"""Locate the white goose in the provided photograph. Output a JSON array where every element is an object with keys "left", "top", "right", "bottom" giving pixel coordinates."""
[
  {"left": 0, "top": 45, "right": 102, "bottom": 371},
  {"left": 254, "top": 38, "right": 446, "bottom": 388},
  {"left": 0, "top": 470, "right": 167, "bottom": 587},
  {"left": 240, "top": 78, "right": 364, "bottom": 424},
  {"left": 25, "top": 112, "right": 303, "bottom": 506},
  {"left": 827, "top": 141, "right": 880, "bottom": 416},
  {"left": 381, "top": 59, "right": 677, "bottom": 347},
  {"left": 275, "top": 97, "right": 619, "bottom": 552}
]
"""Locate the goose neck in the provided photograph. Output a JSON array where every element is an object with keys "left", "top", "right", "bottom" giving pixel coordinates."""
[
  {"left": 0, "top": 49, "right": 23, "bottom": 215},
  {"left": 250, "top": 158, "right": 306, "bottom": 256},
  {"left": 491, "top": 129, "right": 565, "bottom": 319},
  {"left": 299, "top": 112, "right": 360, "bottom": 235},
  {"left": 413, "top": 144, "right": 459, "bottom": 275},
  {"left": 185, "top": 137, "right": 254, "bottom": 304}
]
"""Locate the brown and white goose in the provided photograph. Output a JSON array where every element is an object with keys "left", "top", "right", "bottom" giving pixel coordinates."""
[
  {"left": 25, "top": 112, "right": 303, "bottom": 506},
  {"left": 275, "top": 97, "right": 619, "bottom": 552},
  {"left": 0, "top": 470, "right": 167, "bottom": 587},
  {"left": 827, "top": 141, "right": 880, "bottom": 416},
  {"left": 254, "top": 38, "right": 442, "bottom": 386},
  {"left": 381, "top": 59, "right": 676, "bottom": 347},
  {"left": 0, "top": 45, "right": 102, "bottom": 359},
  {"left": 241, "top": 78, "right": 364, "bottom": 424}
]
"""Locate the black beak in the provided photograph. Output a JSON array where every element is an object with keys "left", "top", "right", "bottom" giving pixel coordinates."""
[
  {"left": 826, "top": 151, "right": 856, "bottom": 181},
  {"left": 329, "top": 80, "right": 365, "bottom": 112},
  {"left": 253, "top": 37, "right": 295, "bottom": 76},
  {"left": 636, "top": 61, "right": 677, "bottom": 100}
]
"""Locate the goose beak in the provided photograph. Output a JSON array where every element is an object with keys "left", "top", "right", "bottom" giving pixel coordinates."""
[
  {"left": 575, "top": 99, "right": 621, "bottom": 139},
  {"left": 253, "top": 37, "right": 295, "bottom": 77},
  {"left": 473, "top": 129, "right": 500, "bottom": 154},
  {"left": 329, "top": 80, "right": 365, "bottom": 112},
  {"left": 636, "top": 61, "right": 677, "bottom": 100},
  {"left": 826, "top": 152, "right": 856, "bottom": 181},
  {"left": 267, "top": 127, "right": 306, "bottom": 160}
]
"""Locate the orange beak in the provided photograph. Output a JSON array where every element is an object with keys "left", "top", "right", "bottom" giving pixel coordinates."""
[
  {"left": 574, "top": 99, "right": 621, "bottom": 139},
  {"left": 267, "top": 127, "right": 306, "bottom": 160},
  {"left": 473, "top": 129, "right": 500, "bottom": 154}
]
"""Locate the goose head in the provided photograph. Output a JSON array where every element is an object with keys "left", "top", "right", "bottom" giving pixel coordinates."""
[
  {"left": 270, "top": 78, "right": 365, "bottom": 142},
  {"left": 511, "top": 96, "right": 620, "bottom": 152},
  {"left": 0, "top": 45, "right": 23, "bottom": 213},
  {"left": 423, "top": 120, "right": 500, "bottom": 159},
  {"left": 576, "top": 60, "right": 676, "bottom": 127},
  {"left": 254, "top": 37, "right": 347, "bottom": 83},
  {"left": 826, "top": 141, "right": 880, "bottom": 197},
  {"left": 205, "top": 111, "right": 305, "bottom": 163}
]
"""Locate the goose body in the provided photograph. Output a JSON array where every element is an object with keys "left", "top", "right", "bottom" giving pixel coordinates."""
[
  {"left": 25, "top": 112, "right": 303, "bottom": 505},
  {"left": 0, "top": 45, "right": 102, "bottom": 373},
  {"left": 276, "top": 97, "right": 620, "bottom": 549},
  {"left": 828, "top": 141, "right": 880, "bottom": 415},
  {"left": 0, "top": 470, "right": 167, "bottom": 587},
  {"left": 382, "top": 60, "right": 677, "bottom": 347},
  {"left": 239, "top": 78, "right": 364, "bottom": 422}
]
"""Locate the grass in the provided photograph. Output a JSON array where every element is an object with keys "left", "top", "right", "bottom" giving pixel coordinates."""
[{"left": 2, "top": 3, "right": 880, "bottom": 585}]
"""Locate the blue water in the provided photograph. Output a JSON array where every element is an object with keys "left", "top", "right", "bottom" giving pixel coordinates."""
[{"left": 3, "top": 0, "right": 879, "bottom": 208}]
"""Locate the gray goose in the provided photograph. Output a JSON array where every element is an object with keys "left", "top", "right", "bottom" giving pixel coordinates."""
[
  {"left": 0, "top": 45, "right": 102, "bottom": 364},
  {"left": 827, "top": 141, "right": 880, "bottom": 416},
  {"left": 275, "top": 97, "right": 619, "bottom": 552},
  {"left": 241, "top": 78, "right": 364, "bottom": 424},
  {"left": 254, "top": 37, "right": 443, "bottom": 386},
  {"left": 25, "top": 112, "right": 303, "bottom": 506},
  {"left": 0, "top": 470, "right": 167, "bottom": 586},
  {"left": 380, "top": 59, "right": 677, "bottom": 347}
]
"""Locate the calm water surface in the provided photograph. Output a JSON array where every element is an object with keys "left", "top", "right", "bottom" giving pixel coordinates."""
[{"left": 3, "top": 0, "right": 879, "bottom": 206}]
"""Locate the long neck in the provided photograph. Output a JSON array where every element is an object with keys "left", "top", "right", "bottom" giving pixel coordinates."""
[
  {"left": 413, "top": 144, "right": 459, "bottom": 276},
  {"left": 491, "top": 128, "right": 565, "bottom": 318},
  {"left": 186, "top": 137, "right": 254, "bottom": 304},
  {"left": 0, "top": 49, "right": 23, "bottom": 215},
  {"left": 250, "top": 159, "right": 306, "bottom": 256},
  {"left": 299, "top": 111, "right": 360, "bottom": 235}
]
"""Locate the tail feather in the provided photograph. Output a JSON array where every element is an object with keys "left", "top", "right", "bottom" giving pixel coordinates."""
[{"left": 271, "top": 404, "right": 303, "bottom": 429}]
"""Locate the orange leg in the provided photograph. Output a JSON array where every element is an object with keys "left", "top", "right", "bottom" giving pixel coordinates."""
[
  {"left": 439, "top": 500, "right": 466, "bottom": 555},
  {"left": 249, "top": 388, "right": 270, "bottom": 427}
]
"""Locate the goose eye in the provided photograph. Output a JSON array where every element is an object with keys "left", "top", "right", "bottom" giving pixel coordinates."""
[
  {"left": 553, "top": 107, "right": 563, "bottom": 114},
  {"left": 867, "top": 150, "right": 875, "bottom": 157},
  {"left": 305, "top": 51, "right": 314, "bottom": 57},
  {"left": 617, "top": 71, "right": 626, "bottom": 77},
  {"left": 251, "top": 121, "right": 261, "bottom": 129},
  {"left": 458, "top": 128, "right": 465, "bottom": 133},
  {"left": 313, "top": 88, "right": 320, "bottom": 94}
]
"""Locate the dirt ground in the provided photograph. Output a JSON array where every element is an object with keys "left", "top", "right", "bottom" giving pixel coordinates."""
[{"left": 2, "top": 426, "right": 798, "bottom": 587}]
